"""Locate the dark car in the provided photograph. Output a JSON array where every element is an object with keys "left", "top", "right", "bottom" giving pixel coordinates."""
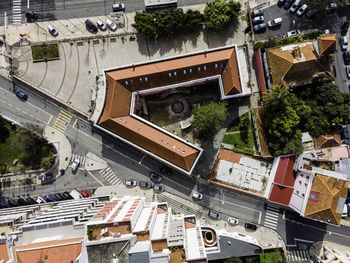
[
  {"left": 306, "top": 9, "right": 317, "bottom": 19},
  {"left": 63, "top": 191, "right": 73, "bottom": 199},
  {"left": 342, "top": 21, "right": 350, "bottom": 36},
  {"left": 150, "top": 172, "right": 163, "bottom": 183},
  {"left": 160, "top": 167, "right": 172, "bottom": 176},
  {"left": 283, "top": 0, "right": 294, "bottom": 10},
  {"left": 209, "top": 210, "right": 221, "bottom": 220},
  {"left": 153, "top": 184, "right": 165, "bottom": 192},
  {"left": 43, "top": 194, "right": 55, "bottom": 202},
  {"left": 25, "top": 11, "right": 38, "bottom": 22},
  {"left": 17, "top": 198, "right": 27, "bottom": 206},
  {"left": 7, "top": 199, "right": 19, "bottom": 207},
  {"left": 15, "top": 90, "right": 28, "bottom": 101},
  {"left": 139, "top": 180, "right": 154, "bottom": 189},
  {"left": 245, "top": 223, "right": 257, "bottom": 230},
  {"left": 25, "top": 197, "right": 37, "bottom": 205},
  {"left": 85, "top": 19, "right": 98, "bottom": 33},
  {"left": 253, "top": 23, "right": 267, "bottom": 33},
  {"left": 344, "top": 52, "right": 350, "bottom": 65},
  {"left": 0, "top": 201, "right": 9, "bottom": 209},
  {"left": 277, "top": 0, "right": 285, "bottom": 7},
  {"left": 326, "top": 2, "right": 337, "bottom": 12}
]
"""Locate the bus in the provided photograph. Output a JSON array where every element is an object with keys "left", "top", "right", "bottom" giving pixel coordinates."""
[{"left": 144, "top": 0, "right": 178, "bottom": 12}]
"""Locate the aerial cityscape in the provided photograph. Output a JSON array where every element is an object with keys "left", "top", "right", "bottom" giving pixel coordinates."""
[{"left": 0, "top": 0, "right": 350, "bottom": 262}]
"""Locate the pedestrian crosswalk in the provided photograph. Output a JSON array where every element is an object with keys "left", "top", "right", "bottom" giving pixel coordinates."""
[
  {"left": 287, "top": 250, "right": 309, "bottom": 262},
  {"left": 12, "top": 0, "right": 22, "bottom": 25},
  {"left": 263, "top": 206, "right": 280, "bottom": 230},
  {"left": 71, "top": 154, "right": 86, "bottom": 166},
  {"left": 99, "top": 167, "right": 122, "bottom": 185},
  {"left": 53, "top": 110, "right": 72, "bottom": 133}
]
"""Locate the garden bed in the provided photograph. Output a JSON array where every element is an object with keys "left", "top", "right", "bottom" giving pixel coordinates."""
[{"left": 31, "top": 44, "right": 60, "bottom": 62}]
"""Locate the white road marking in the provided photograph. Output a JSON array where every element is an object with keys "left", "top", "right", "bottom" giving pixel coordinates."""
[{"left": 86, "top": 170, "right": 105, "bottom": 187}]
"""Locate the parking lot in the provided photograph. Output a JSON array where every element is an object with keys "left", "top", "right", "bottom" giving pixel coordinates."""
[{"left": 253, "top": 3, "right": 349, "bottom": 41}]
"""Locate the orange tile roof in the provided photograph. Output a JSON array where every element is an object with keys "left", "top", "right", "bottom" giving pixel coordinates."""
[
  {"left": 98, "top": 46, "right": 242, "bottom": 172},
  {"left": 13, "top": 237, "right": 83, "bottom": 263},
  {"left": 266, "top": 41, "right": 334, "bottom": 86},
  {"left": 317, "top": 34, "right": 337, "bottom": 55},
  {"left": 304, "top": 174, "right": 349, "bottom": 225},
  {"left": 314, "top": 132, "right": 342, "bottom": 149}
]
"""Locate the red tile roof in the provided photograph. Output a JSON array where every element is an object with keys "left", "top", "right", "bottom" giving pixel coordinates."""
[
  {"left": 269, "top": 184, "right": 294, "bottom": 205},
  {"left": 274, "top": 156, "right": 295, "bottom": 187}
]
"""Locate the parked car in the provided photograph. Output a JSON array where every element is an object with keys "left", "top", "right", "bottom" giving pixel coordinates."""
[
  {"left": 36, "top": 196, "right": 46, "bottom": 204},
  {"left": 228, "top": 217, "right": 239, "bottom": 225},
  {"left": 342, "top": 204, "right": 348, "bottom": 218},
  {"left": 277, "top": 0, "right": 286, "bottom": 7},
  {"left": 268, "top": 17, "right": 282, "bottom": 28},
  {"left": 25, "top": 11, "right": 38, "bottom": 22},
  {"left": 306, "top": 9, "right": 317, "bottom": 19},
  {"left": 55, "top": 193, "right": 66, "bottom": 200},
  {"left": 81, "top": 189, "right": 90, "bottom": 198},
  {"left": 150, "top": 172, "right": 163, "bottom": 183},
  {"left": 15, "top": 90, "right": 28, "bottom": 101},
  {"left": 139, "top": 180, "right": 154, "bottom": 189},
  {"left": 43, "top": 194, "right": 55, "bottom": 202},
  {"left": 343, "top": 51, "right": 350, "bottom": 65},
  {"left": 253, "top": 23, "right": 267, "bottom": 33},
  {"left": 160, "top": 167, "right": 172, "bottom": 176},
  {"left": 340, "top": 36, "right": 348, "bottom": 51},
  {"left": 85, "top": 19, "right": 98, "bottom": 33},
  {"left": 289, "top": 0, "right": 301, "bottom": 13},
  {"left": 125, "top": 179, "right": 137, "bottom": 187},
  {"left": 153, "top": 184, "right": 165, "bottom": 192},
  {"left": 112, "top": 3, "right": 125, "bottom": 12},
  {"left": 208, "top": 210, "right": 221, "bottom": 220},
  {"left": 192, "top": 191, "right": 203, "bottom": 200},
  {"left": 96, "top": 20, "right": 107, "bottom": 31},
  {"left": 17, "top": 198, "right": 27, "bottom": 206},
  {"left": 62, "top": 191, "right": 73, "bottom": 200},
  {"left": 47, "top": 25, "right": 59, "bottom": 37},
  {"left": 7, "top": 199, "right": 19, "bottom": 207},
  {"left": 0, "top": 201, "right": 9, "bottom": 209},
  {"left": 251, "top": 9, "right": 263, "bottom": 17},
  {"left": 346, "top": 66, "right": 350, "bottom": 79},
  {"left": 70, "top": 159, "right": 80, "bottom": 172},
  {"left": 252, "top": 16, "right": 264, "bottom": 25},
  {"left": 283, "top": 29, "right": 300, "bottom": 38},
  {"left": 283, "top": 0, "right": 294, "bottom": 9},
  {"left": 296, "top": 4, "right": 307, "bottom": 16},
  {"left": 25, "top": 197, "right": 37, "bottom": 205},
  {"left": 106, "top": 19, "right": 117, "bottom": 31},
  {"left": 245, "top": 223, "right": 257, "bottom": 230},
  {"left": 341, "top": 21, "right": 350, "bottom": 36}
]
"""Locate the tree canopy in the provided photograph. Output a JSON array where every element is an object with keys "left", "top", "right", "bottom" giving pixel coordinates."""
[
  {"left": 204, "top": 0, "right": 241, "bottom": 30},
  {"left": 192, "top": 101, "right": 228, "bottom": 137},
  {"left": 263, "top": 83, "right": 350, "bottom": 156},
  {"left": 133, "top": 9, "right": 204, "bottom": 38},
  {"left": 224, "top": 256, "right": 242, "bottom": 263}
]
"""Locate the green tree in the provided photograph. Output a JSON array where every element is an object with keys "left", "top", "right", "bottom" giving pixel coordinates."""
[
  {"left": 204, "top": 0, "right": 241, "bottom": 30},
  {"left": 224, "top": 256, "right": 242, "bottom": 263},
  {"left": 192, "top": 101, "right": 228, "bottom": 137}
]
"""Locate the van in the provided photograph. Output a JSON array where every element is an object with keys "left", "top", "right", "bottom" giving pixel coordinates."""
[
  {"left": 342, "top": 204, "right": 348, "bottom": 218},
  {"left": 268, "top": 17, "right": 282, "bottom": 28},
  {"left": 85, "top": 19, "right": 98, "bottom": 33},
  {"left": 112, "top": 3, "right": 125, "bottom": 12},
  {"left": 70, "top": 189, "right": 83, "bottom": 200}
]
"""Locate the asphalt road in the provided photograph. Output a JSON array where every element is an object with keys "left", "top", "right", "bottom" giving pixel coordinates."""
[
  {"left": 2, "top": 76, "right": 350, "bottom": 250},
  {"left": 0, "top": 0, "right": 208, "bottom": 25},
  {"left": 333, "top": 49, "right": 350, "bottom": 93}
]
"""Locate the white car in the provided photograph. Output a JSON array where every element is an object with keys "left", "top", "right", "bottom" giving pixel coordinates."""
[
  {"left": 125, "top": 179, "right": 137, "bottom": 187},
  {"left": 296, "top": 4, "right": 308, "bottom": 16},
  {"left": 70, "top": 159, "right": 80, "bottom": 172},
  {"left": 227, "top": 217, "right": 239, "bottom": 225},
  {"left": 267, "top": 17, "right": 282, "bottom": 28},
  {"left": 252, "top": 16, "right": 264, "bottom": 25},
  {"left": 283, "top": 29, "right": 300, "bottom": 38},
  {"left": 340, "top": 36, "right": 348, "bottom": 51},
  {"left": 289, "top": 0, "right": 301, "bottom": 13},
  {"left": 192, "top": 191, "right": 203, "bottom": 200},
  {"left": 106, "top": 19, "right": 117, "bottom": 31}
]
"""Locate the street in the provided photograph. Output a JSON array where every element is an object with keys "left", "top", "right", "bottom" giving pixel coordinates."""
[{"left": 2, "top": 76, "right": 350, "bottom": 252}]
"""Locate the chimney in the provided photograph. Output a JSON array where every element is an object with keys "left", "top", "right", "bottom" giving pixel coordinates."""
[{"left": 291, "top": 47, "right": 302, "bottom": 60}]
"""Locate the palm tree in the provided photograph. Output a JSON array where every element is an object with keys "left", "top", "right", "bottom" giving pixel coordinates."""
[{"left": 264, "top": 84, "right": 290, "bottom": 111}]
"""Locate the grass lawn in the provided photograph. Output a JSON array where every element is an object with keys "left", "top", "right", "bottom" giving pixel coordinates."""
[
  {"left": 31, "top": 44, "right": 60, "bottom": 62},
  {"left": 223, "top": 112, "right": 255, "bottom": 155},
  {"left": 259, "top": 250, "right": 284, "bottom": 263},
  {"left": 0, "top": 123, "right": 18, "bottom": 170},
  {"left": 223, "top": 130, "right": 255, "bottom": 155}
]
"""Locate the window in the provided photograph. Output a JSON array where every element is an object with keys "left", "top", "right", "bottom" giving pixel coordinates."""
[
  {"left": 145, "top": 77, "right": 148, "bottom": 82},
  {"left": 183, "top": 69, "right": 187, "bottom": 74},
  {"left": 215, "top": 63, "right": 218, "bottom": 68},
  {"left": 139, "top": 78, "right": 143, "bottom": 83},
  {"left": 173, "top": 71, "right": 177, "bottom": 77},
  {"left": 168, "top": 72, "right": 172, "bottom": 77},
  {"left": 198, "top": 67, "right": 201, "bottom": 72},
  {"left": 189, "top": 68, "right": 192, "bottom": 74},
  {"left": 124, "top": 80, "right": 129, "bottom": 85},
  {"left": 203, "top": 65, "right": 207, "bottom": 71}
]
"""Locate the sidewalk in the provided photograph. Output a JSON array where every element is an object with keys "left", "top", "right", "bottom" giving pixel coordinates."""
[
  {"left": 43, "top": 126, "right": 72, "bottom": 176},
  {"left": 94, "top": 184, "right": 285, "bottom": 250}
]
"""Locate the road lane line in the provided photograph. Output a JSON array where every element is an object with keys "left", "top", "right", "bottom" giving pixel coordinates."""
[
  {"left": 47, "top": 115, "right": 52, "bottom": 125},
  {"left": 87, "top": 170, "right": 105, "bottom": 186}
]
